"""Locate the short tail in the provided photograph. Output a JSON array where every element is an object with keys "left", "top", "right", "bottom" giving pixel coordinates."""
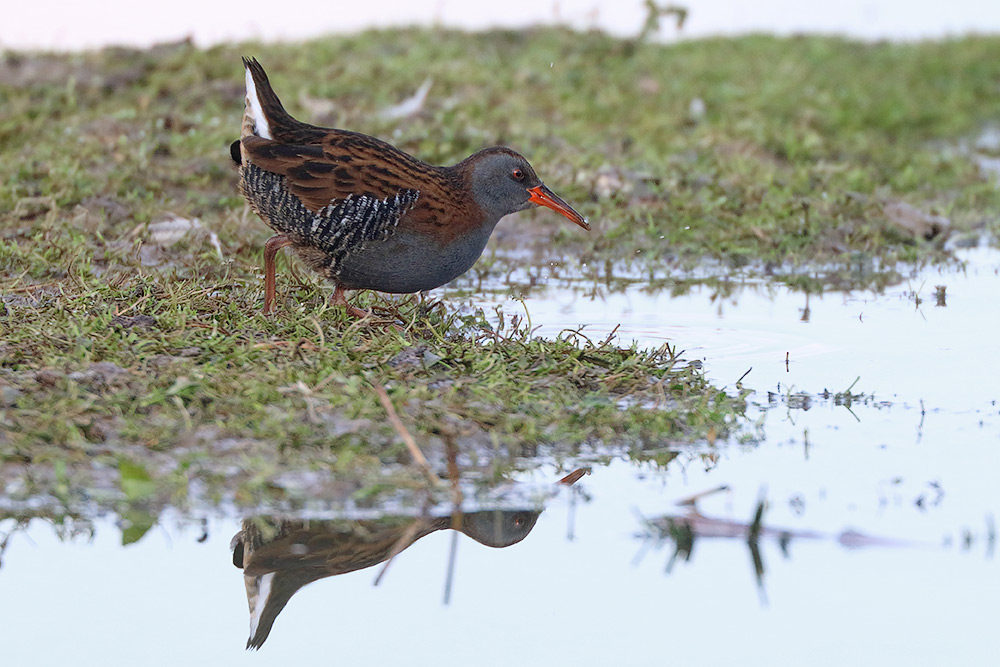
[
  {"left": 240, "top": 57, "right": 327, "bottom": 145},
  {"left": 242, "top": 56, "right": 280, "bottom": 140}
]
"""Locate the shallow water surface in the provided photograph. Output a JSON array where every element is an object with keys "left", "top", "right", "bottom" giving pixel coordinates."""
[
  {"left": 2, "top": 249, "right": 998, "bottom": 665},
  {"left": 1, "top": 461, "right": 995, "bottom": 666},
  {"left": 483, "top": 248, "right": 1000, "bottom": 541}
]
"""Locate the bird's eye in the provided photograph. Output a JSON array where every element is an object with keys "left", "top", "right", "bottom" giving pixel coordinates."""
[{"left": 512, "top": 168, "right": 524, "bottom": 180}]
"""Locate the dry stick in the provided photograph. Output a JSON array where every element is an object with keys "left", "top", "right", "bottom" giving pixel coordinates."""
[
  {"left": 372, "top": 382, "right": 441, "bottom": 488},
  {"left": 557, "top": 467, "right": 592, "bottom": 486},
  {"left": 373, "top": 517, "right": 427, "bottom": 586},
  {"left": 443, "top": 529, "right": 459, "bottom": 605},
  {"left": 444, "top": 432, "right": 463, "bottom": 508},
  {"left": 443, "top": 435, "right": 462, "bottom": 604},
  {"left": 674, "top": 484, "right": 731, "bottom": 507},
  {"left": 310, "top": 316, "right": 325, "bottom": 348},
  {"left": 370, "top": 382, "right": 443, "bottom": 585}
]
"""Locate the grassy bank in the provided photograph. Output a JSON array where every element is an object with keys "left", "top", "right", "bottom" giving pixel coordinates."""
[{"left": 2, "top": 29, "right": 998, "bottom": 509}]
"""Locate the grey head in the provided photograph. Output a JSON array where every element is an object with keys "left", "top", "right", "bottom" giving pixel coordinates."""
[
  {"left": 458, "top": 509, "right": 542, "bottom": 548},
  {"left": 460, "top": 147, "right": 590, "bottom": 230}
]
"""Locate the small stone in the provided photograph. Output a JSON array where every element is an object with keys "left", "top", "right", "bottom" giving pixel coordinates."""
[
  {"left": 82, "top": 196, "right": 130, "bottom": 223},
  {"left": 69, "top": 362, "right": 130, "bottom": 390},
  {"left": 637, "top": 77, "right": 660, "bottom": 94},
  {"left": 594, "top": 167, "right": 629, "bottom": 199},
  {"left": 147, "top": 354, "right": 182, "bottom": 369},
  {"left": 35, "top": 369, "right": 64, "bottom": 387},
  {"left": 421, "top": 349, "right": 443, "bottom": 367},
  {"left": 688, "top": 97, "right": 706, "bottom": 122},
  {"left": 110, "top": 314, "right": 157, "bottom": 329},
  {"left": 883, "top": 200, "right": 951, "bottom": 240},
  {"left": 943, "top": 231, "right": 981, "bottom": 251},
  {"left": 1, "top": 386, "right": 22, "bottom": 406},
  {"left": 388, "top": 345, "right": 428, "bottom": 370},
  {"left": 973, "top": 125, "right": 1000, "bottom": 154}
]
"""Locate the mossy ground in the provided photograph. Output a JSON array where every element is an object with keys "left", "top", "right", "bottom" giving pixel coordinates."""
[{"left": 2, "top": 29, "right": 998, "bottom": 511}]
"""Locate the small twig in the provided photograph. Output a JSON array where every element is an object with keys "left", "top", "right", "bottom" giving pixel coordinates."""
[
  {"left": 118, "top": 293, "right": 151, "bottom": 317},
  {"left": 557, "top": 467, "right": 591, "bottom": 486},
  {"left": 310, "top": 316, "right": 325, "bottom": 348},
  {"left": 675, "top": 484, "right": 731, "bottom": 507},
  {"left": 445, "top": 432, "right": 463, "bottom": 508},
  {"left": 599, "top": 324, "right": 621, "bottom": 348},
  {"left": 312, "top": 369, "right": 340, "bottom": 392},
  {"left": 444, "top": 435, "right": 462, "bottom": 604},
  {"left": 443, "top": 528, "right": 460, "bottom": 605},
  {"left": 653, "top": 375, "right": 668, "bottom": 408},
  {"left": 374, "top": 517, "right": 427, "bottom": 586},
  {"left": 372, "top": 382, "right": 441, "bottom": 487}
]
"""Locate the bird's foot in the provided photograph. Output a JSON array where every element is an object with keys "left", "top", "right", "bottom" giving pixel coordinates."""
[
  {"left": 344, "top": 303, "right": 373, "bottom": 319},
  {"left": 330, "top": 286, "right": 377, "bottom": 320},
  {"left": 331, "top": 286, "right": 405, "bottom": 331}
]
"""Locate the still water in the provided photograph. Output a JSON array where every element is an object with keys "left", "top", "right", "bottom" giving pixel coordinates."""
[{"left": 2, "top": 248, "right": 998, "bottom": 666}]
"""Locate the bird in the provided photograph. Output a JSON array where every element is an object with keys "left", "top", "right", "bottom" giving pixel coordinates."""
[
  {"left": 232, "top": 509, "right": 541, "bottom": 649},
  {"left": 231, "top": 57, "right": 589, "bottom": 317}
]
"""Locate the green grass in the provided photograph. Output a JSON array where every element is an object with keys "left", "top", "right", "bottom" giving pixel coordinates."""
[
  {"left": 3, "top": 31, "right": 999, "bottom": 276},
  {"left": 0, "top": 277, "right": 743, "bottom": 510},
  {"left": 2, "top": 28, "right": 999, "bottom": 511}
]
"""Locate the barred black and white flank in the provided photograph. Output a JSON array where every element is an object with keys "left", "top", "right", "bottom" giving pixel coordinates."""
[{"left": 240, "top": 163, "right": 419, "bottom": 277}]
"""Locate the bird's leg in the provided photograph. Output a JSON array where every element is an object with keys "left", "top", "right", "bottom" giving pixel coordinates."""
[
  {"left": 330, "top": 284, "right": 372, "bottom": 319},
  {"left": 263, "top": 234, "right": 293, "bottom": 314}
]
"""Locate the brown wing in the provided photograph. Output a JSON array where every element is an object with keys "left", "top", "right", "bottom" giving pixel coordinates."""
[
  {"left": 242, "top": 130, "right": 443, "bottom": 212},
  {"left": 242, "top": 129, "right": 486, "bottom": 246}
]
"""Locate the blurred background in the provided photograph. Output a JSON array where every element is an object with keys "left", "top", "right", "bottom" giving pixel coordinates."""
[{"left": 4, "top": 0, "right": 1000, "bottom": 51}]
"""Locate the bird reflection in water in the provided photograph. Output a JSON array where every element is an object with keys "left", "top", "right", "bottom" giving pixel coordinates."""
[{"left": 232, "top": 469, "right": 588, "bottom": 649}]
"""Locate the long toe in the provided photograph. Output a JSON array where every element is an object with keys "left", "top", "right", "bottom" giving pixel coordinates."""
[{"left": 345, "top": 303, "right": 372, "bottom": 319}]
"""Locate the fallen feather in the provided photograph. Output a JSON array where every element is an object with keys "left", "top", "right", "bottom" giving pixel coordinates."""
[
  {"left": 149, "top": 215, "right": 201, "bottom": 246},
  {"left": 148, "top": 214, "right": 224, "bottom": 260},
  {"left": 379, "top": 78, "right": 433, "bottom": 120}
]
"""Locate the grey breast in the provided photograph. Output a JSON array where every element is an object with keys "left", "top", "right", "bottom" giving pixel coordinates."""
[{"left": 335, "top": 223, "right": 498, "bottom": 293}]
